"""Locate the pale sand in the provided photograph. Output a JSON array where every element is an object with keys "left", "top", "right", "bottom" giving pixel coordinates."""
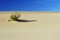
[{"left": 0, "top": 12, "right": 60, "bottom": 40}]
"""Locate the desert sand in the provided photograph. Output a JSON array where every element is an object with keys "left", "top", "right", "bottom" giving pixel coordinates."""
[{"left": 0, "top": 12, "right": 60, "bottom": 40}]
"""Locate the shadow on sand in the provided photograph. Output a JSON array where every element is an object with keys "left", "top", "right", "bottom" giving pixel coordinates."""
[{"left": 14, "top": 19, "right": 37, "bottom": 22}]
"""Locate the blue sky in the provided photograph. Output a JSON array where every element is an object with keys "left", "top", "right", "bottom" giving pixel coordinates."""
[{"left": 0, "top": 0, "right": 60, "bottom": 12}]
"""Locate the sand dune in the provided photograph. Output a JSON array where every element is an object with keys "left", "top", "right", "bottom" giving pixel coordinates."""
[{"left": 0, "top": 12, "right": 60, "bottom": 40}]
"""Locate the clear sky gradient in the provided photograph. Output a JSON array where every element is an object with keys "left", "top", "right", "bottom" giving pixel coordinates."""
[{"left": 0, "top": 0, "right": 60, "bottom": 12}]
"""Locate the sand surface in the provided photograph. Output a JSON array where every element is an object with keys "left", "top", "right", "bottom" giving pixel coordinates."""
[{"left": 0, "top": 12, "right": 60, "bottom": 40}]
